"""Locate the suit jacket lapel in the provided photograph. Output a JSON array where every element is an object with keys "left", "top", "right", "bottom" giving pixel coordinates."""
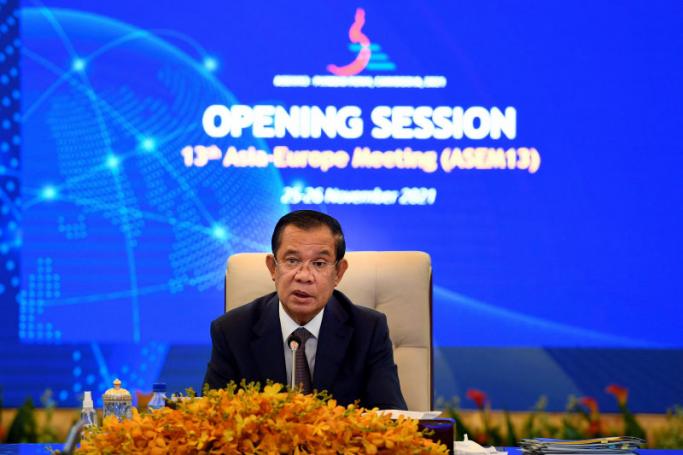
[
  {"left": 313, "top": 293, "right": 353, "bottom": 390},
  {"left": 250, "top": 294, "right": 288, "bottom": 385}
]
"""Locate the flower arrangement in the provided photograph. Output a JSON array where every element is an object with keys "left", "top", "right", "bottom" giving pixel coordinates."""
[
  {"left": 605, "top": 383, "right": 646, "bottom": 440},
  {"left": 76, "top": 383, "right": 447, "bottom": 454},
  {"left": 441, "top": 384, "right": 657, "bottom": 447},
  {"left": 464, "top": 389, "right": 503, "bottom": 445}
]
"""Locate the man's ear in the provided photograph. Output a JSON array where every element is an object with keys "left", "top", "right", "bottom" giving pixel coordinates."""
[
  {"left": 265, "top": 254, "right": 277, "bottom": 281},
  {"left": 334, "top": 258, "right": 349, "bottom": 286}
]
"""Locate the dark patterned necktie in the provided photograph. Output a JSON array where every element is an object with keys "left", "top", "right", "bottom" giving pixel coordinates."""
[{"left": 292, "top": 327, "right": 313, "bottom": 394}]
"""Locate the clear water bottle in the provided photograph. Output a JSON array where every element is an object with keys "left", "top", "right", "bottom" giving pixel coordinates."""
[
  {"left": 148, "top": 382, "right": 167, "bottom": 411},
  {"left": 80, "top": 391, "right": 97, "bottom": 427}
]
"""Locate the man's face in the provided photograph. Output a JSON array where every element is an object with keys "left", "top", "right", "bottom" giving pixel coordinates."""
[{"left": 266, "top": 225, "right": 348, "bottom": 325}]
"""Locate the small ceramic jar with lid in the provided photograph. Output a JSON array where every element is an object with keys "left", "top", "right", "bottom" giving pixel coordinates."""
[{"left": 102, "top": 378, "right": 132, "bottom": 420}]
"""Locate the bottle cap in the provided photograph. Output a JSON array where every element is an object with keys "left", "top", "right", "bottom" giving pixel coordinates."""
[
  {"left": 152, "top": 382, "right": 167, "bottom": 393},
  {"left": 83, "top": 391, "right": 94, "bottom": 409}
]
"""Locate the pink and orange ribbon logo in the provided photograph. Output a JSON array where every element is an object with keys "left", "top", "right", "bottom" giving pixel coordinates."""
[{"left": 327, "top": 8, "right": 371, "bottom": 76}]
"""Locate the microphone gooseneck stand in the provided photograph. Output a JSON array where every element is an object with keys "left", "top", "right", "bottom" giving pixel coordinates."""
[{"left": 286, "top": 333, "right": 302, "bottom": 391}]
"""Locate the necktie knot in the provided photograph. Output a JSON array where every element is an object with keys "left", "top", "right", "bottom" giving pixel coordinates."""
[{"left": 293, "top": 327, "right": 313, "bottom": 344}]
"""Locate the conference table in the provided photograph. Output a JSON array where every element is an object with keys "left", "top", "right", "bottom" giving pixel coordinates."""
[{"left": 0, "top": 445, "right": 681, "bottom": 455}]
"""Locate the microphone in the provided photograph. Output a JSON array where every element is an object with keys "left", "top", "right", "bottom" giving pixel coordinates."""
[{"left": 286, "top": 333, "right": 302, "bottom": 390}]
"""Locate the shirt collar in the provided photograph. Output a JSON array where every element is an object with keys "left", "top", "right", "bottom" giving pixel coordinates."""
[{"left": 279, "top": 301, "right": 324, "bottom": 344}]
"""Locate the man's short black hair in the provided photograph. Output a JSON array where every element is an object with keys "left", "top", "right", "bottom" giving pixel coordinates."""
[{"left": 271, "top": 210, "right": 346, "bottom": 261}]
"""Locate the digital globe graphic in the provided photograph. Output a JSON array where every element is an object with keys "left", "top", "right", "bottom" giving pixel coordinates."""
[{"left": 19, "top": 7, "right": 286, "bottom": 404}]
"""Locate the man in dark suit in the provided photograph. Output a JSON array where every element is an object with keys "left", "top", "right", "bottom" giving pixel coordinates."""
[{"left": 203, "top": 210, "right": 407, "bottom": 410}]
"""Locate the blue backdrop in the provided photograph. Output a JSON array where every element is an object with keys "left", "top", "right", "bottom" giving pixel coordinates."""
[{"left": 1, "top": 0, "right": 682, "bottom": 411}]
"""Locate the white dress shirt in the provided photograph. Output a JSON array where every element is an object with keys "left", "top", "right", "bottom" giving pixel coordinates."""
[{"left": 279, "top": 301, "right": 324, "bottom": 387}]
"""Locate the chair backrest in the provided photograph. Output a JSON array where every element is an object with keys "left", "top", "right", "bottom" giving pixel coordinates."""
[{"left": 225, "top": 251, "right": 433, "bottom": 411}]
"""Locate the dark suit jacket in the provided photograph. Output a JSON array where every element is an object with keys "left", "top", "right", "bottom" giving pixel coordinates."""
[{"left": 203, "top": 290, "right": 407, "bottom": 410}]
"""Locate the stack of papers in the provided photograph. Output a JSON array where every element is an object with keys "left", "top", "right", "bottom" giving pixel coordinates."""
[{"left": 521, "top": 437, "right": 645, "bottom": 455}]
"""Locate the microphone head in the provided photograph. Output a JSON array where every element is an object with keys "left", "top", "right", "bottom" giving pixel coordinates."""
[{"left": 286, "top": 333, "right": 302, "bottom": 351}]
